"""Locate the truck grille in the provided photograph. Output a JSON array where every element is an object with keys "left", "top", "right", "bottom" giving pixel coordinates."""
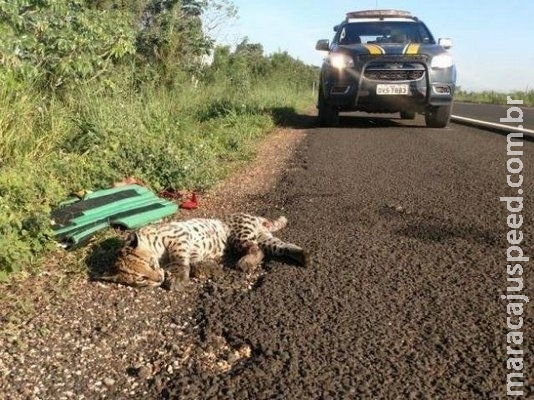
[{"left": 364, "top": 69, "right": 425, "bottom": 81}]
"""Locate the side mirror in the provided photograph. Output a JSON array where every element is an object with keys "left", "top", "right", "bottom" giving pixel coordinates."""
[
  {"left": 438, "top": 38, "right": 453, "bottom": 50},
  {"left": 315, "top": 39, "right": 330, "bottom": 51}
]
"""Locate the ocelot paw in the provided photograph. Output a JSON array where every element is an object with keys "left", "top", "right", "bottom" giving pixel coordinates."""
[
  {"left": 300, "top": 250, "right": 310, "bottom": 268},
  {"left": 235, "top": 242, "right": 264, "bottom": 272},
  {"left": 161, "top": 268, "right": 190, "bottom": 291},
  {"left": 293, "top": 249, "right": 310, "bottom": 268},
  {"left": 236, "top": 251, "right": 264, "bottom": 272},
  {"left": 161, "top": 272, "right": 174, "bottom": 291},
  {"left": 191, "top": 260, "right": 223, "bottom": 279}
]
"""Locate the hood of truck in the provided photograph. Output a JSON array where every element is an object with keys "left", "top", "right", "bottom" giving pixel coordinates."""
[{"left": 334, "top": 43, "right": 445, "bottom": 57}]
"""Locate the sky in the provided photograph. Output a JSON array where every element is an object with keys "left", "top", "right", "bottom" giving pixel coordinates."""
[{"left": 209, "top": 0, "right": 534, "bottom": 92}]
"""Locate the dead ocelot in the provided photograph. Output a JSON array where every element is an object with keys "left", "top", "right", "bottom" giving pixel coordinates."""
[{"left": 99, "top": 213, "right": 309, "bottom": 289}]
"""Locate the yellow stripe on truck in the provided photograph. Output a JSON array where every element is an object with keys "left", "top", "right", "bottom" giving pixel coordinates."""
[
  {"left": 404, "top": 43, "right": 420, "bottom": 55},
  {"left": 363, "top": 44, "right": 385, "bottom": 55}
]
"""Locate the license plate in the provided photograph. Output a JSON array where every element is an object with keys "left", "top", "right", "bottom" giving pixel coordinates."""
[{"left": 376, "top": 84, "right": 409, "bottom": 95}]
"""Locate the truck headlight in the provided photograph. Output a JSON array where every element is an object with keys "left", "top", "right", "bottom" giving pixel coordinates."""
[
  {"left": 327, "top": 53, "right": 354, "bottom": 70},
  {"left": 430, "top": 53, "right": 454, "bottom": 69}
]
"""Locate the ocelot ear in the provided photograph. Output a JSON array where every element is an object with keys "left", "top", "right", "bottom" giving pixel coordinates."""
[{"left": 125, "top": 232, "right": 139, "bottom": 247}]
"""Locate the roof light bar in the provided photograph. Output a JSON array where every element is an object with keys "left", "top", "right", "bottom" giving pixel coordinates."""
[{"left": 346, "top": 9, "right": 416, "bottom": 20}]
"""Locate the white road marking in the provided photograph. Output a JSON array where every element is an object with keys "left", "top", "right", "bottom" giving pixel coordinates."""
[{"left": 451, "top": 115, "right": 534, "bottom": 136}]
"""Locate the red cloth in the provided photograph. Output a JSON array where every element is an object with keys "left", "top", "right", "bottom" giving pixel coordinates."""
[{"left": 179, "top": 193, "right": 199, "bottom": 210}]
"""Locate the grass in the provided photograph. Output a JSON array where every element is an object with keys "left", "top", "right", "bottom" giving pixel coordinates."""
[{"left": 455, "top": 89, "right": 534, "bottom": 107}]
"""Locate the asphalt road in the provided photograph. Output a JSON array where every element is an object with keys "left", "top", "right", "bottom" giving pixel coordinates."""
[
  {"left": 160, "top": 115, "right": 533, "bottom": 399},
  {"left": 453, "top": 102, "right": 534, "bottom": 131}
]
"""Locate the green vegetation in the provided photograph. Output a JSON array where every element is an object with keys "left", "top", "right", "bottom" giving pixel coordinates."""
[
  {"left": 455, "top": 88, "right": 534, "bottom": 106},
  {"left": 0, "top": 0, "right": 318, "bottom": 279}
]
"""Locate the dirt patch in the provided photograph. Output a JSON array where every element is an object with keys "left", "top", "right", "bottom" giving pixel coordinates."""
[{"left": 189, "top": 127, "right": 307, "bottom": 217}]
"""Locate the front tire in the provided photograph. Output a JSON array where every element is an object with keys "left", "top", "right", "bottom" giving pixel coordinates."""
[
  {"left": 317, "top": 86, "right": 339, "bottom": 127},
  {"left": 425, "top": 104, "right": 452, "bottom": 128}
]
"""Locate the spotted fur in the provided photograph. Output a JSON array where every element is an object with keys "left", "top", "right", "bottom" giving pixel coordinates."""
[{"left": 99, "top": 213, "right": 308, "bottom": 289}]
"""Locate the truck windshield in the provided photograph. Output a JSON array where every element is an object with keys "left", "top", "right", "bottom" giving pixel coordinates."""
[{"left": 337, "top": 21, "right": 435, "bottom": 45}]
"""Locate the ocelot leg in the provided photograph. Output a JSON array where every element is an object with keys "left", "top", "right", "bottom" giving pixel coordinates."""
[
  {"left": 259, "top": 216, "right": 287, "bottom": 233},
  {"left": 161, "top": 248, "right": 192, "bottom": 290},
  {"left": 257, "top": 234, "right": 309, "bottom": 268}
]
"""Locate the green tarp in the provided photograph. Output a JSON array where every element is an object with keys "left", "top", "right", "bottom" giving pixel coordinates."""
[{"left": 51, "top": 184, "right": 178, "bottom": 248}]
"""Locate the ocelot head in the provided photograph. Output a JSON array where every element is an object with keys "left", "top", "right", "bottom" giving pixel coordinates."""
[{"left": 99, "top": 244, "right": 165, "bottom": 288}]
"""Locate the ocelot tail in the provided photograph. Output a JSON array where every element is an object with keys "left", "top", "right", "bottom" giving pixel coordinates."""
[{"left": 99, "top": 213, "right": 309, "bottom": 289}]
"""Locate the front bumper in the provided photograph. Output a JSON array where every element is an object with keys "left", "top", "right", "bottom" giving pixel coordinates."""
[{"left": 322, "top": 59, "right": 455, "bottom": 112}]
